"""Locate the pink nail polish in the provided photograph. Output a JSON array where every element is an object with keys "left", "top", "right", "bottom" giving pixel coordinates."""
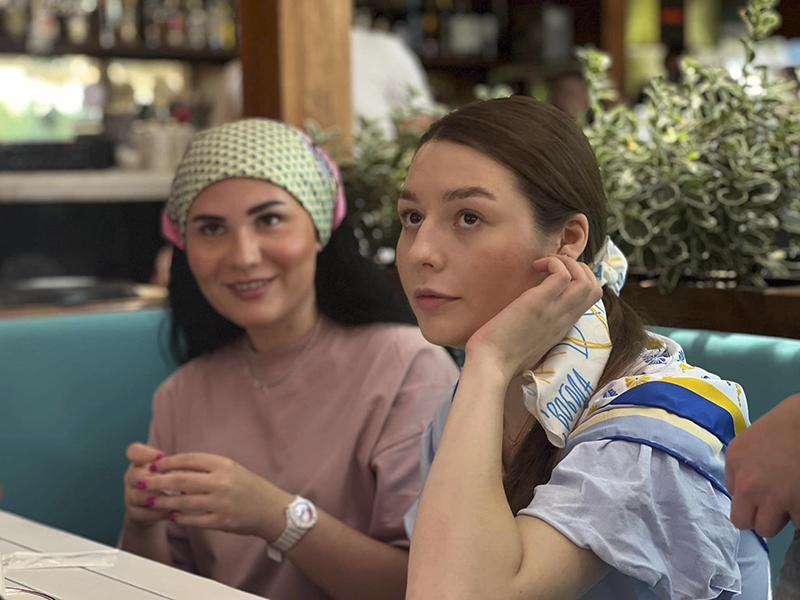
[
  {"left": 156, "top": 453, "right": 165, "bottom": 461},
  {"left": 169, "top": 511, "right": 177, "bottom": 521},
  {"left": 149, "top": 463, "right": 158, "bottom": 472},
  {"left": 136, "top": 481, "right": 147, "bottom": 490},
  {"left": 146, "top": 496, "right": 156, "bottom": 507}
]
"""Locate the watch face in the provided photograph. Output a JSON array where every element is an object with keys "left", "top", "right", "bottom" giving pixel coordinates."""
[{"left": 290, "top": 500, "right": 316, "bottom": 526}]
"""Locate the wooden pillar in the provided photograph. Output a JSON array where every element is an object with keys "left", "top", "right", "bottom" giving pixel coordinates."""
[
  {"left": 602, "top": 0, "right": 627, "bottom": 94},
  {"left": 238, "top": 0, "right": 352, "bottom": 139}
]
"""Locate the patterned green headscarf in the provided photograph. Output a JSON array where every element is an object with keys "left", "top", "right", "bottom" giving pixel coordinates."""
[{"left": 164, "top": 118, "right": 344, "bottom": 248}]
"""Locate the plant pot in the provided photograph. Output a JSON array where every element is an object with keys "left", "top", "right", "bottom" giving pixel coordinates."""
[{"left": 621, "top": 274, "right": 800, "bottom": 340}]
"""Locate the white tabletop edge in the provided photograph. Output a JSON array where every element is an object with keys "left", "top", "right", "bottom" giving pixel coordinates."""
[{"left": 0, "top": 511, "right": 265, "bottom": 600}]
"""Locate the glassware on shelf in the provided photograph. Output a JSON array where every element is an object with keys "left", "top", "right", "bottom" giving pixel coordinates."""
[
  {"left": 142, "top": 0, "right": 166, "bottom": 49},
  {"left": 164, "top": 0, "right": 185, "bottom": 47},
  {"left": 27, "top": 0, "right": 61, "bottom": 53},
  {"left": 62, "top": 0, "right": 94, "bottom": 45},
  {"left": 3, "top": 0, "right": 30, "bottom": 39},
  {"left": 119, "top": 0, "right": 139, "bottom": 44},
  {"left": 99, "top": 0, "right": 122, "bottom": 47},
  {"left": 207, "top": 0, "right": 235, "bottom": 51},
  {"left": 185, "top": 0, "right": 207, "bottom": 49}
]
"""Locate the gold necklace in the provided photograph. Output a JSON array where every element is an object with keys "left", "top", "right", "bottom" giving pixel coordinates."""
[
  {"left": 504, "top": 413, "right": 534, "bottom": 449},
  {"left": 243, "top": 318, "right": 323, "bottom": 394}
]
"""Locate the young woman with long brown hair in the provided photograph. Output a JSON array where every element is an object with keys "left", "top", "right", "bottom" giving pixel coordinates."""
[{"left": 398, "top": 96, "right": 769, "bottom": 599}]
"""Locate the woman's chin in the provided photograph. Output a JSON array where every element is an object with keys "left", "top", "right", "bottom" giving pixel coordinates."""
[{"left": 417, "top": 322, "right": 469, "bottom": 350}]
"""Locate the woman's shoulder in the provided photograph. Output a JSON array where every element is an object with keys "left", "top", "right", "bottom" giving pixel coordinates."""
[
  {"left": 587, "top": 331, "right": 748, "bottom": 427},
  {"left": 521, "top": 438, "right": 746, "bottom": 600},
  {"left": 568, "top": 332, "right": 747, "bottom": 503}
]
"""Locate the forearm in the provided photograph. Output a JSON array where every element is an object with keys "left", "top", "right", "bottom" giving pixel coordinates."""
[
  {"left": 407, "top": 360, "right": 525, "bottom": 600},
  {"left": 285, "top": 511, "right": 409, "bottom": 600},
  {"left": 118, "top": 517, "right": 172, "bottom": 566}
]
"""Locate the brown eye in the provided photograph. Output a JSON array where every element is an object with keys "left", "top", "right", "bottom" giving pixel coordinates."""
[
  {"left": 200, "top": 223, "right": 224, "bottom": 236},
  {"left": 400, "top": 210, "right": 424, "bottom": 227},
  {"left": 258, "top": 214, "right": 282, "bottom": 227},
  {"left": 458, "top": 212, "right": 481, "bottom": 228}
]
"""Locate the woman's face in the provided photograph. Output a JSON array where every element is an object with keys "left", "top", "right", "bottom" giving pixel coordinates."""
[
  {"left": 185, "top": 178, "right": 321, "bottom": 332},
  {"left": 396, "top": 141, "right": 560, "bottom": 349}
]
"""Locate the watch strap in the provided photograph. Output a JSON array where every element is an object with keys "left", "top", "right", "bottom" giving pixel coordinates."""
[{"left": 266, "top": 496, "right": 317, "bottom": 563}]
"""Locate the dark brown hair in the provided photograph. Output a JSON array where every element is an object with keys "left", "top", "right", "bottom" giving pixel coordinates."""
[{"left": 419, "top": 96, "right": 648, "bottom": 512}]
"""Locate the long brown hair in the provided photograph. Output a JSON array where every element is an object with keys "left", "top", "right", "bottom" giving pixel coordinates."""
[{"left": 419, "top": 96, "right": 648, "bottom": 512}]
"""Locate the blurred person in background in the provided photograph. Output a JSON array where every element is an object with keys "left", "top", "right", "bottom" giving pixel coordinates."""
[
  {"left": 210, "top": 26, "right": 437, "bottom": 138},
  {"left": 548, "top": 69, "right": 590, "bottom": 120}
]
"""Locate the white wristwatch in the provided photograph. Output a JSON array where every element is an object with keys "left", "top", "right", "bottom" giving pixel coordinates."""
[{"left": 267, "top": 496, "right": 319, "bottom": 563}]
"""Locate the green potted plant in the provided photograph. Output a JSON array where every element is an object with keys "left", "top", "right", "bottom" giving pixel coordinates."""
[
  {"left": 314, "top": 0, "right": 799, "bottom": 308},
  {"left": 579, "top": 0, "right": 800, "bottom": 293}
]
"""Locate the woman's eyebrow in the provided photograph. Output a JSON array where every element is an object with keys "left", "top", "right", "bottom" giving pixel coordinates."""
[
  {"left": 399, "top": 189, "right": 419, "bottom": 203},
  {"left": 442, "top": 187, "right": 496, "bottom": 202},
  {"left": 191, "top": 214, "right": 225, "bottom": 223},
  {"left": 399, "top": 187, "right": 496, "bottom": 203},
  {"left": 246, "top": 200, "right": 285, "bottom": 215},
  {"left": 191, "top": 200, "right": 285, "bottom": 223}
]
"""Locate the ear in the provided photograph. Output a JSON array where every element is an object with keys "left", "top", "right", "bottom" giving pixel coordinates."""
[{"left": 556, "top": 213, "right": 589, "bottom": 259}]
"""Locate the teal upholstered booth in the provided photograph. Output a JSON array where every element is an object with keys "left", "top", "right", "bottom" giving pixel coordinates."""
[
  {"left": 0, "top": 309, "right": 798, "bottom": 586},
  {"left": 0, "top": 309, "right": 176, "bottom": 545}
]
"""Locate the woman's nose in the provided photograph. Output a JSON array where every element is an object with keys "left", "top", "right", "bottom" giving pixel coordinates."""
[
  {"left": 230, "top": 230, "right": 261, "bottom": 269},
  {"left": 406, "top": 222, "right": 445, "bottom": 270}
]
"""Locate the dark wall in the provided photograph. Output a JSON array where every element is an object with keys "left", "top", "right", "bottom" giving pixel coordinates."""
[{"left": 1, "top": 203, "right": 163, "bottom": 283}]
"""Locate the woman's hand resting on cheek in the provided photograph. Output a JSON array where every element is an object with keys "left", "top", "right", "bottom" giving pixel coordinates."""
[
  {"left": 136, "top": 452, "right": 294, "bottom": 541},
  {"left": 464, "top": 254, "right": 603, "bottom": 382}
]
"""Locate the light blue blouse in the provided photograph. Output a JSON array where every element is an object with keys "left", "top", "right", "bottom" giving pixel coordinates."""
[{"left": 404, "top": 391, "right": 771, "bottom": 600}]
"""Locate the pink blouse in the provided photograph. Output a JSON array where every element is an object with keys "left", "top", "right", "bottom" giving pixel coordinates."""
[{"left": 148, "top": 317, "right": 459, "bottom": 599}]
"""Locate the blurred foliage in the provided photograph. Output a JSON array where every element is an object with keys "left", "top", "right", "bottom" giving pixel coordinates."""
[
  {"left": 312, "top": 0, "right": 800, "bottom": 293},
  {"left": 307, "top": 99, "right": 440, "bottom": 264},
  {"left": 580, "top": 0, "right": 800, "bottom": 292}
]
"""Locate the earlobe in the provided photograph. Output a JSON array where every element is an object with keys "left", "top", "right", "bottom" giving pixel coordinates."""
[{"left": 557, "top": 214, "right": 590, "bottom": 259}]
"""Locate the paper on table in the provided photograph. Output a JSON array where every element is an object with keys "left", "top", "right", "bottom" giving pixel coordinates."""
[{"left": 1, "top": 551, "right": 118, "bottom": 570}]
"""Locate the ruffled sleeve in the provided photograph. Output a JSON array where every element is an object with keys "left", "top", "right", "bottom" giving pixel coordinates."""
[{"left": 518, "top": 439, "right": 743, "bottom": 600}]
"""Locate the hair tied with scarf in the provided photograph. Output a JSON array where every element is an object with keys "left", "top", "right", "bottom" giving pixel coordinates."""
[
  {"left": 521, "top": 237, "right": 629, "bottom": 447},
  {"left": 591, "top": 236, "right": 627, "bottom": 295}
]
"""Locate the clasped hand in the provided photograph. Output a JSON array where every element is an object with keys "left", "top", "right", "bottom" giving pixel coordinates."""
[{"left": 124, "top": 443, "right": 290, "bottom": 540}]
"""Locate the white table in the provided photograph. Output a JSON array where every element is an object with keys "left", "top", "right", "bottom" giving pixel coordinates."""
[{"left": 0, "top": 511, "right": 265, "bottom": 599}]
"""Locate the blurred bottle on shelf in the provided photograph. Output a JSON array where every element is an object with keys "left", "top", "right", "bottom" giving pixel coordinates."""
[
  {"left": 3, "top": 0, "right": 29, "bottom": 39},
  {"left": 421, "top": 0, "right": 439, "bottom": 59},
  {"left": 119, "top": 0, "right": 138, "bottom": 44},
  {"left": 185, "top": 0, "right": 208, "bottom": 49},
  {"left": 99, "top": 0, "right": 121, "bottom": 47},
  {"left": 27, "top": 0, "right": 60, "bottom": 53},
  {"left": 541, "top": 2, "right": 572, "bottom": 63},
  {"left": 480, "top": 11, "right": 498, "bottom": 59},
  {"left": 405, "top": 0, "right": 423, "bottom": 53},
  {"left": 448, "top": 0, "right": 481, "bottom": 57},
  {"left": 207, "top": 0, "right": 235, "bottom": 51},
  {"left": 142, "top": 0, "right": 165, "bottom": 48},
  {"left": 164, "top": 0, "right": 185, "bottom": 47},
  {"left": 62, "top": 0, "right": 94, "bottom": 45}
]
